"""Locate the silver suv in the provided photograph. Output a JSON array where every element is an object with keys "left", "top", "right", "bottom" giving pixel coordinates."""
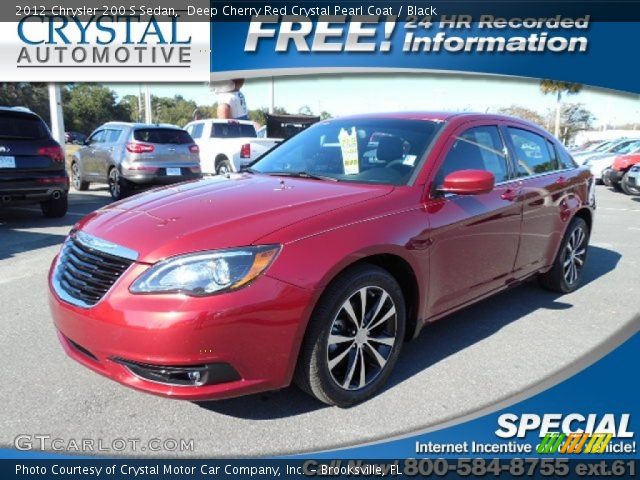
[{"left": 70, "top": 122, "right": 201, "bottom": 200}]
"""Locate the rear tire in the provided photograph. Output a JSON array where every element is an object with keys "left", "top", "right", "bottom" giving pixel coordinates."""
[
  {"left": 294, "top": 264, "right": 406, "bottom": 407},
  {"left": 538, "top": 217, "right": 589, "bottom": 293},
  {"left": 71, "top": 162, "right": 89, "bottom": 191},
  {"left": 611, "top": 181, "right": 624, "bottom": 192},
  {"left": 602, "top": 170, "right": 613, "bottom": 187},
  {"left": 108, "top": 167, "right": 130, "bottom": 201},
  {"left": 215, "top": 158, "right": 232, "bottom": 175},
  {"left": 41, "top": 194, "right": 68, "bottom": 218},
  {"left": 620, "top": 172, "right": 640, "bottom": 195}
]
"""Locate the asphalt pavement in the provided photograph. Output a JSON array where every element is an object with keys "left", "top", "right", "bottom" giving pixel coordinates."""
[{"left": 0, "top": 185, "right": 638, "bottom": 457}]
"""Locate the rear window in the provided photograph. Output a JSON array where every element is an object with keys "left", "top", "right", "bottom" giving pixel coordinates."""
[
  {"left": 211, "top": 123, "right": 256, "bottom": 138},
  {"left": 133, "top": 128, "right": 193, "bottom": 144},
  {"left": 0, "top": 111, "right": 49, "bottom": 140}
]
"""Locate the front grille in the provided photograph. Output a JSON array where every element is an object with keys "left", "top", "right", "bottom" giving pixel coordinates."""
[{"left": 55, "top": 236, "right": 134, "bottom": 307}]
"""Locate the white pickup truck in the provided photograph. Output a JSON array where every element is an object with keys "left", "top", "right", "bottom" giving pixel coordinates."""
[{"left": 184, "top": 119, "right": 280, "bottom": 175}]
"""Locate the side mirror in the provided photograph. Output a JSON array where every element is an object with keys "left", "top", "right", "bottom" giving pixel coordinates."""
[{"left": 440, "top": 169, "right": 495, "bottom": 195}]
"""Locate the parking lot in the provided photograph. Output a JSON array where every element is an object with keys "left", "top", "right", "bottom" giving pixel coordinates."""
[{"left": 0, "top": 185, "right": 638, "bottom": 457}]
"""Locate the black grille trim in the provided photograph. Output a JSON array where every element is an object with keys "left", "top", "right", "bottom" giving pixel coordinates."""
[{"left": 54, "top": 236, "right": 135, "bottom": 307}]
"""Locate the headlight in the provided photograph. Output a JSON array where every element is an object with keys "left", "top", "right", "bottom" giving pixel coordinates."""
[{"left": 130, "top": 245, "right": 280, "bottom": 296}]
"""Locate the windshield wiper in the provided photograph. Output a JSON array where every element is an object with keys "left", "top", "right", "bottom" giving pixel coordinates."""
[
  {"left": 264, "top": 171, "right": 340, "bottom": 182},
  {"left": 239, "top": 166, "right": 257, "bottom": 173}
]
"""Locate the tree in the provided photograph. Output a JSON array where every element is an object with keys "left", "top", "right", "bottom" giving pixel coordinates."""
[
  {"left": 298, "top": 105, "right": 313, "bottom": 116},
  {"left": 118, "top": 94, "right": 142, "bottom": 123},
  {"left": 320, "top": 111, "right": 333, "bottom": 120},
  {"left": 556, "top": 103, "right": 595, "bottom": 145},
  {"left": 539, "top": 80, "right": 582, "bottom": 139},
  {"left": 497, "top": 105, "right": 544, "bottom": 127},
  {"left": 64, "top": 84, "right": 131, "bottom": 133},
  {"left": 0, "top": 83, "right": 51, "bottom": 125},
  {"left": 150, "top": 95, "right": 198, "bottom": 126}
]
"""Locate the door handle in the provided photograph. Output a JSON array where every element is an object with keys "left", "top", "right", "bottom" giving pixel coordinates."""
[
  {"left": 556, "top": 176, "right": 568, "bottom": 187},
  {"left": 501, "top": 188, "right": 519, "bottom": 201}
]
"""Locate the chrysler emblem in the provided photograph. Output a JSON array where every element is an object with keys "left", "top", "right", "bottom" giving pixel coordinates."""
[{"left": 0, "top": 146, "right": 10, "bottom": 153}]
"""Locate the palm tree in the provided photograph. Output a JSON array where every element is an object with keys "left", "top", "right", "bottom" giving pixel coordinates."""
[{"left": 540, "top": 80, "right": 582, "bottom": 139}]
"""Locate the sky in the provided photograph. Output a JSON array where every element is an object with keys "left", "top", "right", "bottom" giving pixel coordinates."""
[{"left": 108, "top": 73, "right": 640, "bottom": 128}]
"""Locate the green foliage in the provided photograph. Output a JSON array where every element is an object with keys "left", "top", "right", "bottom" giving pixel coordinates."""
[
  {"left": 64, "top": 84, "right": 130, "bottom": 133},
  {"left": 0, "top": 83, "right": 51, "bottom": 123},
  {"left": 539, "top": 80, "right": 583, "bottom": 96},
  {"left": 0, "top": 83, "right": 333, "bottom": 133}
]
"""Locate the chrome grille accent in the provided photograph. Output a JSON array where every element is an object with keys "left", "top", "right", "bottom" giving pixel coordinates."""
[{"left": 53, "top": 233, "right": 137, "bottom": 308}]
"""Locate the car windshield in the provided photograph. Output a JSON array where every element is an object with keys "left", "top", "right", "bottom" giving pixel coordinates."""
[
  {"left": 0, "top": 111, "right": 49, "bottom": 140},
  {"left": 617, "top": 141, "right": 640, "bottom": 154},
  {"left": 133, "top": 128, "right": 193, "bottom": 144},
  {"left": 251, "top": 118, "right": 443, "bottom": 186}
]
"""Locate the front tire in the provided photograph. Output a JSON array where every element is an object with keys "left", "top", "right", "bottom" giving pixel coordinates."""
[
  {"left": 620, "top": 172, "right": 640, "bottom": 195},
  {"left": 41, "top": 194, "right": 68, "bottom": 218},
  {"left": 538, "top": 217, "right": 589, "bottom": 293},
  {"left": 294, "top": 265, "right": 406, "bottom": 407}
]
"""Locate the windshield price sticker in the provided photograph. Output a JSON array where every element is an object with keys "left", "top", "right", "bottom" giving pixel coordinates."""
[{"left": 338, "top": 127, "right": 359, "bottom": 175}]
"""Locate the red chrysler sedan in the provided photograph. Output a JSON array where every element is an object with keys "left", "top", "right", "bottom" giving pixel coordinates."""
[{"left": 49, "top": 113, "right": 595, "bottom": 406}]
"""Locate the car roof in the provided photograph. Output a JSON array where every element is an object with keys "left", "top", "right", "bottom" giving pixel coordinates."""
[
  {"left": 0, "top": 106, "right": 39, "bottom": 116},
  {"left": 329, "top": 111, "right": 548, "bottom": 132},
  {"left": 101, "top": 122, "right": 182, "bottom": 130}
]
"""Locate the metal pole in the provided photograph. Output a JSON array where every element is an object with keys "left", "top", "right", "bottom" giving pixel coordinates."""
[
  {"left": 48, "top": 83, "right": 65, "bottom": 146},
  {"left": 144, "top": 85, "right": 152, "bottom": 124}
]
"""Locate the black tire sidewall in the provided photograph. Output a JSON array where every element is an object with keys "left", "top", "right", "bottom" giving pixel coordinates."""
[{"left": 301, "top": 265, "right": 406, "bottom": 407}]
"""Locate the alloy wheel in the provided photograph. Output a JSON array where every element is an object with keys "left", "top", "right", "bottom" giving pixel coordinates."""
[
  {"left": 562, "top": 226, "right": 587, "bottom": 286},
  {"left": 109, "top": 168, "right": 120, "bottom": 199},
  {"left": 71, "top": 163, "right": 81, "bottom": 189},
  {"left": 326, "top": 286, "right": 397, "bottom": 391}
]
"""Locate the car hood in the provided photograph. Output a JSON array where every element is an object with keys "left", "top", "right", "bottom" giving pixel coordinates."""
[{"left": 76, "top": 174, "right": 393, "bottom": 263}]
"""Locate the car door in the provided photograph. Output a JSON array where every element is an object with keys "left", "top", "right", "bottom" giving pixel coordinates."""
[
  {"left": 425, "top": 123, "right": 523, "bottom": 316},
  {"left": 80, "top": 129, "right": 107, "bottom": 178},
  {"left": 101, "top": 128, "right": 124, "bottom": 179},
  {"left": 503, "top": 126, "right": 570, "bottom": 275}
]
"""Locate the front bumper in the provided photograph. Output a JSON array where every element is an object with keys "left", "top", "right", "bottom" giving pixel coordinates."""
[{"left": 49, "top": 259, "right": 316, "bottom": 401}]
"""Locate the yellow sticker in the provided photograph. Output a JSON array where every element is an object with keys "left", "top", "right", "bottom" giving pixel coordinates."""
[{"left": 338, "top": 127, "right": 359, "bottom": 175}]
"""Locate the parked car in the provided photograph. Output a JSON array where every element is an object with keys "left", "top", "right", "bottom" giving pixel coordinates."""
[
  {"left": 573, "top": 138, "right": 640, "bottom": 165},
  {"left": 584, "top": 140, "right": 640, "bottom": 184},
  {"left": 70, "top": 122, "right": 202, "bottom": 200},
  {"left": 49, "top": 113, "right": 594, "bottom": 406},
  {"left": 624, "top": 164, "right": 640, "bottom": 194},
  {"left": 603, "top": 153, "right": 640, "bottom": 195},
  {"left": 65, "top": 131, "right": 87, "bottom": 145},
  {"left": 0, "top": 106, "right": 68, "bottom": 217},
  {"left": 184, "top": 119, "right": 280, "bottom": 175}
]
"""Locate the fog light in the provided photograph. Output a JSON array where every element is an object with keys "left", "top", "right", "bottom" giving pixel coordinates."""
[{"left": 111, "top": 358, "right": 241, "bottom": 386}]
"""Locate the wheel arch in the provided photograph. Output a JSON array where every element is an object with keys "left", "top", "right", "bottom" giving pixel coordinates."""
[{"left": 313, "top": 253, "right": 421, "bottom": 342}]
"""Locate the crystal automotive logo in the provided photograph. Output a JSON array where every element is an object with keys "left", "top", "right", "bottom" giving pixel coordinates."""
[
  {"left": 16, "top": 15, "right": 192, "bottom": 69},
  {"left": 496, "top": 414, "right": 635, "bottom": 455}
]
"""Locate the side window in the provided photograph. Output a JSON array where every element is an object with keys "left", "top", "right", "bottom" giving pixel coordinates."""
[
  {"left": 436, "top": 126, "right": 509, "bottom": 186},
  {"left": 88, "top": 130, "right": 106, "bottom": 145},
  {"left": 558, "top": 148, "right": 577, "bottom": 169},
  {"left": 507, "top": 128, "right": 557, "bottom": 176},
  {"left": 105, "top": 129, "right": 122, "bottom": 143},
  {"left": 191, "top": 123, "right": 204, "bottom": 139}
]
